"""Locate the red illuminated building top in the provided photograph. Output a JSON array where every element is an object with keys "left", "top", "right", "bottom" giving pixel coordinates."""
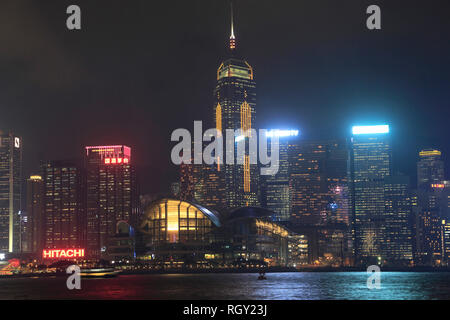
[{"left": 85, "top": 145, "right": 131, "bottom": 165}]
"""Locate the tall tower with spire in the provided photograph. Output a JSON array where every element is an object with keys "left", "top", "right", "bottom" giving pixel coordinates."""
[
  {"left": 229, "top": 2, "right": 236, "bottom": 50},
  {"left": 211, "top": 2, "right": 259, "bottom": 209}
]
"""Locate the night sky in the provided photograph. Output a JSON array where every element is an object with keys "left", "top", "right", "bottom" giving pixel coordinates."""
[{"left": 1, "top": 0, "right": 449, "bottom": 194}]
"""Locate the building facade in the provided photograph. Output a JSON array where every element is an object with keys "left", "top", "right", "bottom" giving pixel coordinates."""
[
  {"left": 261, "top": 130, "right": 298, "bottom": 222},
  {"left": 417, "top": 149, "right": 445, "bottom": 189},
  {"left": 211, "top": 9, "right": 259, "bottom": 209},
  {"left": 383, "top": 175, "right": 413, "bottom": 265},
  {"left": 85, "top": 145, "right": 137, "bottom": 259},
  {"left": 0, "top": 132, "right": 22, "bottom": 254},
  {"left": 414, "top": 149, "right": 448, "bottom": 266},
  {"left": 42, "top": 160, "right": 85, "bottom": 251},
  {"left": 350, "top": 125, "right": 391, "bottom": 265},
  {"left": 137, "top": 199, "right": 299, "bottom": 267},
  {"left": 24, "top": 175, "right": 44, "bottom": 253}
]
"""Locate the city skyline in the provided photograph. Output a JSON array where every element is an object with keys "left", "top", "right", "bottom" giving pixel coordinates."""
[
  {"left": 2, "top": 1, "right": 450, "bottom": 304},
  {"left": 0, "top": 0, "right": 449, "bottom": 195}
]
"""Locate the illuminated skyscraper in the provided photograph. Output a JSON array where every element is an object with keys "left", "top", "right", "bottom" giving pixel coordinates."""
[
  {"left": 25, "top": 175, "right": 44, "bottom": 253},
  {"left": 289, "top": 139, "right": 351, "bottom": 265},
  {"left": 0, "top": 131, "right": 22, "bottom": 254},
  {"left": 383, "top": 175, "right": 413, "bottom": 264},
  {"left": 85, "top": 145, "right": 137, "bottom": 259},
  {"left": 212, "top": 5, "right": 259, "bottom": 209},
  {"left": 289, "top": 139, "right": 349, "bottom": 226},
  {"left": 179, "top": 162, "right": 194, "bottom": 201},
  {"left": 415, "top": 149, "right": 448, "bottom": 266},
  {"left": 262, "top": 130, "right": 299, "bottom": 222},
  {"left": 42, "top": 160, "right": 85, "bottom": 250},
  {"left": 350, "top": 125, "right": 391, "bottom": 264},
  {"left": 417, "top": 149, "right": 444, "bottom": 188}
]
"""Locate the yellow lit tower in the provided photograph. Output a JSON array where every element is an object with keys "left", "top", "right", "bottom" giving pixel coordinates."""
[{"left": 213, "top": 3, "right": 259, "bottom": 209}]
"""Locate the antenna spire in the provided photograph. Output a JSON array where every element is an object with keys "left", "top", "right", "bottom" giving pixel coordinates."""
[{"left": 229, "top": 2, "right": 236, "bottom": 50}]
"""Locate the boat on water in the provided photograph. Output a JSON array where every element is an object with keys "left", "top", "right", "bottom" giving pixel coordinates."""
[
  {"left": 80, "top": 268, "right": 121, "bottom": 278},
  {"left": 257, "top": 271, "right": 267, "bottom": 280}
]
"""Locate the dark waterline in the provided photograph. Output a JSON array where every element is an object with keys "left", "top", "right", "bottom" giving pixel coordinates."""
[{"left": 1, "top": 272, "right": 449, "bottom": 300}]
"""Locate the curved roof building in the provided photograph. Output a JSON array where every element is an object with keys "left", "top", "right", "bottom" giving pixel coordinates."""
[
  {"left": 138, "top": 198, "right": 221, "bottom": 245},
  {"left": 135, "top": 199, "right": 307, "bottom": 267}
]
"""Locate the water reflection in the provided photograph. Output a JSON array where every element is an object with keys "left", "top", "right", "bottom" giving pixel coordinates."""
[{"left": 0, "top": 272, "right": 449, "bottom": 300}]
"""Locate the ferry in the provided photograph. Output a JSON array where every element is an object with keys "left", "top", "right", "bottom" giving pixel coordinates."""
[{"left": 80, "top": 268, "right": 121, "bottom": 278}]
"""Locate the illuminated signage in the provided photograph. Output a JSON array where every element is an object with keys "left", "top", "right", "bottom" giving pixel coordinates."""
[
  {"left": 420, "top": 150, "right": 441, "bottom": 157},
  {"left": 42, "top": 249, "right": 85, "bottom": 259},
  {"left": 85, "top": 145, "right": 131, "bottom": 157},
  {"left": 104, "top": 157, "right": 129, "bottom": 164},
  {"left": 266, "top": 129, "right": 299, "bottom": 138},
  {"left": 14, "top": 137, "right": 20, "bottom": 148},
  {"left": 29, "top": 175, "right": 42, "bottom": 181},
  {"left": 352, "top": 125, "right": 389, "bottom": 135},
  {"left": 431, "top": 184, "right": 445, "bottom": 189}
]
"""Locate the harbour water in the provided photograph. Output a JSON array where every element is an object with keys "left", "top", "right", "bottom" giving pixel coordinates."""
[{"left": 1, "top": 272, "right": 449, "bottom": 300}]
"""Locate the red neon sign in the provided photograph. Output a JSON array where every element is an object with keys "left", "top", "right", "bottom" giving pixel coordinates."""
[
  {"left": 42, "top": 249, "right": 85, "bottom": 259},
  {"left": 104, "top": 157, "right": 130, "bottom": 165}
]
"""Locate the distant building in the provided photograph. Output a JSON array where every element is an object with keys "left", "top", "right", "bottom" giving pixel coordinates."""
[
  {"left": 25, "top": 175, "right": 44, "bottom": 253},
  {"left": 415, "top": 180, "right": 449, "bottom": 266},
  {"left": 261, "top": 130, "right": 299, "bottom": 222},
  {"left": 349, "top": 125, "right": 391, "bottom": 265},
  {"left": 179, "top": 162, "right": 194, "bottom": 201},
  {"left": 85, "top": 145, "right": 138, "bottom": 259},
  {"left": 383, "top": 175, "right": 413, "bottom": 265},
  {"left": 0, "top": 131, "right": 22, "bottom": 254},
  {"left": 170, "top": 182, "right": 181, "bottom": 198},
  {"left": 288, "top": 139, "right": 351, "bottom": 265},
  {"left": 289, "top": 139, "right": 350, "bottom": 226},
  {"left": 414, "top": 148, "right": 448, "bottom": 266},
  {"left": 417, "top": 149, "right": 445, "bottom": 189},
  {"left": 442, "top": 219, "right": 450, "bottom": 265},
  {"left": 42, "top": 160, "right": 85, "bottom": 250}
]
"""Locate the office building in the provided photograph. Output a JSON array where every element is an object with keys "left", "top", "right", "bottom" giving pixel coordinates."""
[
  {"left": 85, "top": 145, "right": 137, "bottom": 259},
  {"left": 383, "top": 175, "right": 413, "bottom": 265},
  {"left": 261, "top": 130, "right": 299, "bottom": 222},
  {"left": 42, "top": 160, "right": 85, "bottom": 250},
  {"left": 212, "top": 6, "right": 259, "bottom": 209},
  {"left": 25, "top": 175, "right": 44, "bottom": 253},
  {"left": 350, "top": 125, "right": 391, "bottom": 265},
  {"left": 0, "top": 131, "right": 22, "bottom": 254}
]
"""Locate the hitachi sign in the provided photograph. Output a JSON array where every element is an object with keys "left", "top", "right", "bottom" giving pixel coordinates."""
[{"left": 42, "top": 249, "right": 85, "bottom": 259}]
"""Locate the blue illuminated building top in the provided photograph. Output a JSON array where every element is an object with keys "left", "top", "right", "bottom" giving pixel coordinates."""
[{"left": 352, "top": 125, "right": 389, "bottom": 135}]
